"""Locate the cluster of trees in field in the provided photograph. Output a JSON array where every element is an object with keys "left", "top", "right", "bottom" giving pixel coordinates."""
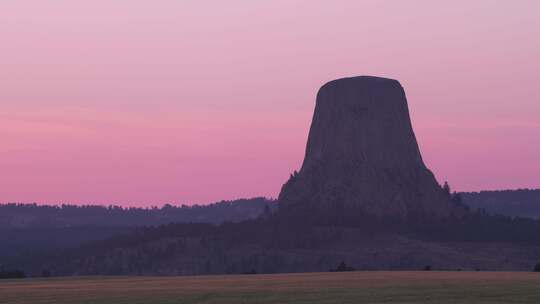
[
  {"left": 0, "top": 268, "right": 55, "bottom": 279},
  {"left": 0, "top": 269, "right": 26, "bottom": 279}
]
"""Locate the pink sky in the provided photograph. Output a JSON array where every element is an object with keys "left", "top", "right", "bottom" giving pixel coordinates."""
[{"left": 1, "top": 1, "right": 539, "bottom": 206}]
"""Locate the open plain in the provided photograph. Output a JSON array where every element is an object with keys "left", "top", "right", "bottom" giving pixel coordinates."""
[{"left": 2, "top": 271, "right": 540, "bottom": 304}]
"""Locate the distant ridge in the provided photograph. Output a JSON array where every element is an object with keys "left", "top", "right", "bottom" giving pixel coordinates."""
[
  {"left": 461, "top": 189, "right": 540, "bottom": 219},
  {"left": 0, "top": 197, "right": 275, "bottom": 229}
]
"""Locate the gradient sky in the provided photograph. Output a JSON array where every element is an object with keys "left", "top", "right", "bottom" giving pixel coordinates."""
[{"left": 1, "top": 1, "right": 539, "bottom": 206}]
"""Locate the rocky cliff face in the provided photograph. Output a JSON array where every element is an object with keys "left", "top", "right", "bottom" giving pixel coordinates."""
[{"left": 279, "top": 76, "right": 462, "bottom": 219}]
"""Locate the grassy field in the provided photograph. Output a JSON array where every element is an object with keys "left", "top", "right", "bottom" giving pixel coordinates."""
[{"left": 2, "top": 271, "right": 540, "bottom": 304}]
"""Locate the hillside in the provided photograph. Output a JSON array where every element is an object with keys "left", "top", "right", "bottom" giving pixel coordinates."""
[
  {"left": 0, "top": 198, "right": 275, "bottom": 260},
  {"left": 12, "top": 213, "right": 540, "bottom": 276}
]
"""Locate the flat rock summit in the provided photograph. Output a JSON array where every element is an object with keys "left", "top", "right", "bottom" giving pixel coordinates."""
[{"left": 279, "top": 76, "right": 463, "bottom": 219}]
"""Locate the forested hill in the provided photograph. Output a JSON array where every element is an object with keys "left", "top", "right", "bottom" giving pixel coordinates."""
[
  {"left": 3, "top": 188, "right": 540, "bottom": 228},
  {"left": 0, "top": 197, "right": 276, "bottom": 229},
  {"left": 0, "top": 198, "right": 276, "bottom": 260},
  {"left": 461, "top": 189, "right": 540, "bottom": 219}
]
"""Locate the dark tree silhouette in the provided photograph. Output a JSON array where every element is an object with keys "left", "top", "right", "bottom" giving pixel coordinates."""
[
  {"left": 0, "top": 269, "right": 26, "bottom": 279},
  {"left": 332, "top": 262, "right": 355, "bottom": 272},
  {"left": 443, "top": 181, "right": 451, "bottom": 195}
]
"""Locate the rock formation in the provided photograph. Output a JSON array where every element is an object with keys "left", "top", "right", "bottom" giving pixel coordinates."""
[{"left": 278, "top": 76, "right": 463, "bottom": 219}]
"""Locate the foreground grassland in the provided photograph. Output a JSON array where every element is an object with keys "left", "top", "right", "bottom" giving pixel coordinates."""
[{"left": 2, "top": 271, "right": 540, "bottom": 304}]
